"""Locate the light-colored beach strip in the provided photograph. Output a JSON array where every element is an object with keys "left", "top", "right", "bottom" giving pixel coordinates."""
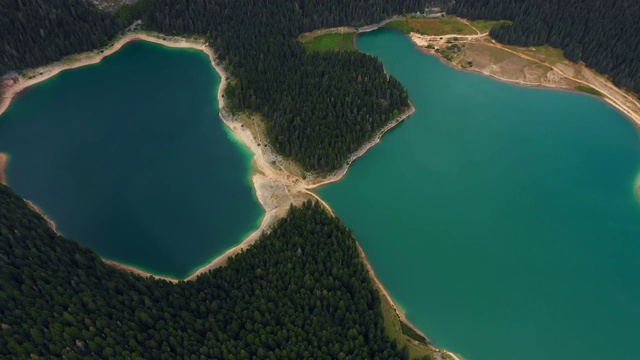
[
  {"left": 1, "top": 30, "right": 460, "bottom": 358},
  {"left": 406, "top": 31, "right": 640, "bottom": 128}
]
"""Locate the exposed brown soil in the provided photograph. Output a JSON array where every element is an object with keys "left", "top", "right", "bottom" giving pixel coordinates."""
[{"left": 408, "top": 28, "right": 640, "bottom": 127}]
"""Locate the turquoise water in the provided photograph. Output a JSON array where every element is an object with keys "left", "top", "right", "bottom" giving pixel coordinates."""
[
  {"left": 0, "top": 41, "right": 262, "bottom": 279},
  {"left": 318, "top": 29, "right": 640, "bottom": 360}
]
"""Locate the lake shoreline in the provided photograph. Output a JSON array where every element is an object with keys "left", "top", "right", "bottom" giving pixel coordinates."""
[
  {"left": 0, "top": 153, "right": 7, "bottom": 186},
  {"left": 408, "top": 35, "right": 640, "bottom": 202},
  {"left": 0, "top": 30, "right": 450, "bottom": 357},
  {"left": 301, "top": 21, "right": 640, "bottom": 129},
  {"left": 404, "top": 32, "right": 640, "bottom": 128},
  {"left": 0, "top": 32, "right": 214, "bottom": 118}
]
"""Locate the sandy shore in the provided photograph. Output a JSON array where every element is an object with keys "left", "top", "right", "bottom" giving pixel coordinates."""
[
  {"left": 1, "top": 155, "right": 60, "bottom": 236},
  {"left": 305, "top": 106, "right": 414, "bottom": 189},
  {"left": 408, "top": 29, "right": 640, "bottom": 207},
  {"left": 1, "top": 29, "right": 454, "bottom": 358},
  {"left": 357, "top": 242, "right": 462, "bottom": 360},
  {"left": 102, "top": 259, "right": 178, "bottom": 283},
  {"left": 0, "top": 30, "right": 318, "bottom": 282},
  {"left": 356, "top": 243, "right": 429, "bottom": 340}
]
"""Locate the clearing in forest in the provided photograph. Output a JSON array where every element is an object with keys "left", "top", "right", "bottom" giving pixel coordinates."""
[
  {"left": 387, "top": 16, "right": 477, "bottom": 36},
  {"left": 300, "top": 32, "right": 356, "bottom": 52},
  {"left": 469, "top": 19, "right": 512, "bottom": 33}
]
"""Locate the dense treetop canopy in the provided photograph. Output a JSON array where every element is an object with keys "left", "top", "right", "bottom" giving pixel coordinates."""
[
  {"left": 142, "top": 0, "right": 425, "bottom": 172},
  {"left": 0, "top": 0, "right": 123, "bottom": 74},
  {"left": 0, "top": 2, "right": 426, "bottom": 357},
  {"left": 4, "top": 1, "right": 639, "bottom": 358},
  {"left": 449, "top": 0, "right": 640, "bottom": 94},
  {"left": 0, "top": 185, "right": 413, "bottom": 359},
  {"left": 5, "top": 0, "right": 638, "bottom": 171}
]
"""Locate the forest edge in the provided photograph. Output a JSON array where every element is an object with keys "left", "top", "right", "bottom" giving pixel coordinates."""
[
  {"left": 6, "top": 15, "right": 640, "bottom": 356},
  {"left": 0, "top": 30, "right": 457, "bottom": 360}
]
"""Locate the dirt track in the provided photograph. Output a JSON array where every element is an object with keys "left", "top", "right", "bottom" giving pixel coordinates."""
[{"left": 408, "top": 28, "right": 640, "bottom": 127}]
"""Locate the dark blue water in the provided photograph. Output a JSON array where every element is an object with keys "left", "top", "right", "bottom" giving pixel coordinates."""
[{"left": 0, "top": 41, "right": 262, "bottom": 279}]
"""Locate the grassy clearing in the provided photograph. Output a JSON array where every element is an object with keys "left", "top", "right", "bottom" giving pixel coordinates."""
[
  {"left": 470, "top": 19, "right": 511, "bottom": 33},
  {"left": 301, "top": 32, "right": 356, "bottom": 52},
  {"left": 575, "top": 85, "right": 604, "bottom": 97},
  {"left": 387, "top": 16, "right": 476, "bottom": 36},
  {"left": 386, "top": 20, "right": 414, "bottom": 33}
]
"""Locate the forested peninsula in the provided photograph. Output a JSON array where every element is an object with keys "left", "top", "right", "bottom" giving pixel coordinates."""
[
  {"left": 0, "top": 185, "right": 430, "bottom": 359},
  {"left": 449, "top": 0, "right": 640, "bottom": 95},
  {"left": 2, "top": 0, "right": 426, "bottom": 172}
]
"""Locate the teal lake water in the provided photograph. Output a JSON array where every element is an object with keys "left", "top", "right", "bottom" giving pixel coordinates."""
[
  {"left": 0, "top": 41, "right": 262, "bottom": 279},
  {"left": 318, "top": 29, "right": 640, "bottom": 360}
]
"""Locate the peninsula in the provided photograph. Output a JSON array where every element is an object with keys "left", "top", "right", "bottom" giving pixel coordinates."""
[
  {"left": 4, "top": 0, "right": 639, "bottom": 359},
  {"left": 301, "top": 15, "right": 640, "bottom": 129},
  {"left": 3, "top": 0, "right": 445, "bottom": 356},
  {"left": 0, "top": 30, "right": 451, "bottom": 360},
  {"left": 0, "top": 30, "right": 412, "bottom": 279}
]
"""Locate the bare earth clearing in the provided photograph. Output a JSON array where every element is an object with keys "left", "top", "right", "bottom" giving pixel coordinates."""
[
  {"left": 0, "top": 30, "right": 452, "bottom": 360},
  {"left": 407, "top": 18, "right": 640, "bottom": 126}
]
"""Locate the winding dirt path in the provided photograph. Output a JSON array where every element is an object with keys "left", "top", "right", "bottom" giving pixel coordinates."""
[
  {"left": 0, "top": 31, "right": 415, "bottom": 282},
  {"left": 408, "top": 28, "right": 640, "bottom": 127},
  {"left": 490, "top": 42, "right": 640, "bottom": 125},
  {"left": 0, "top": 27, "right": 446, "bottom": 359},
  {"left": 462, "top": 19, "right": 481, "bottom": 35}
]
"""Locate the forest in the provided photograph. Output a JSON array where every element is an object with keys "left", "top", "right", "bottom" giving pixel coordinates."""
[
  {"left": 1, "top": 0, "right": 427, "bottom": 173},
  {"left": 0, "top": 0, "right": 123, "bottom": 74},
  {"left": 3, "top": 1, "right": 640, "bottom": 170},
  {"left": 0, "top": 1, "right": 432, "bottom": 357},
  {"left": 448, "top": 0, "right": 640, "bottom": 95},
  {"left": 0, "top": 185, "right": 417, "bottom": 359}
]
